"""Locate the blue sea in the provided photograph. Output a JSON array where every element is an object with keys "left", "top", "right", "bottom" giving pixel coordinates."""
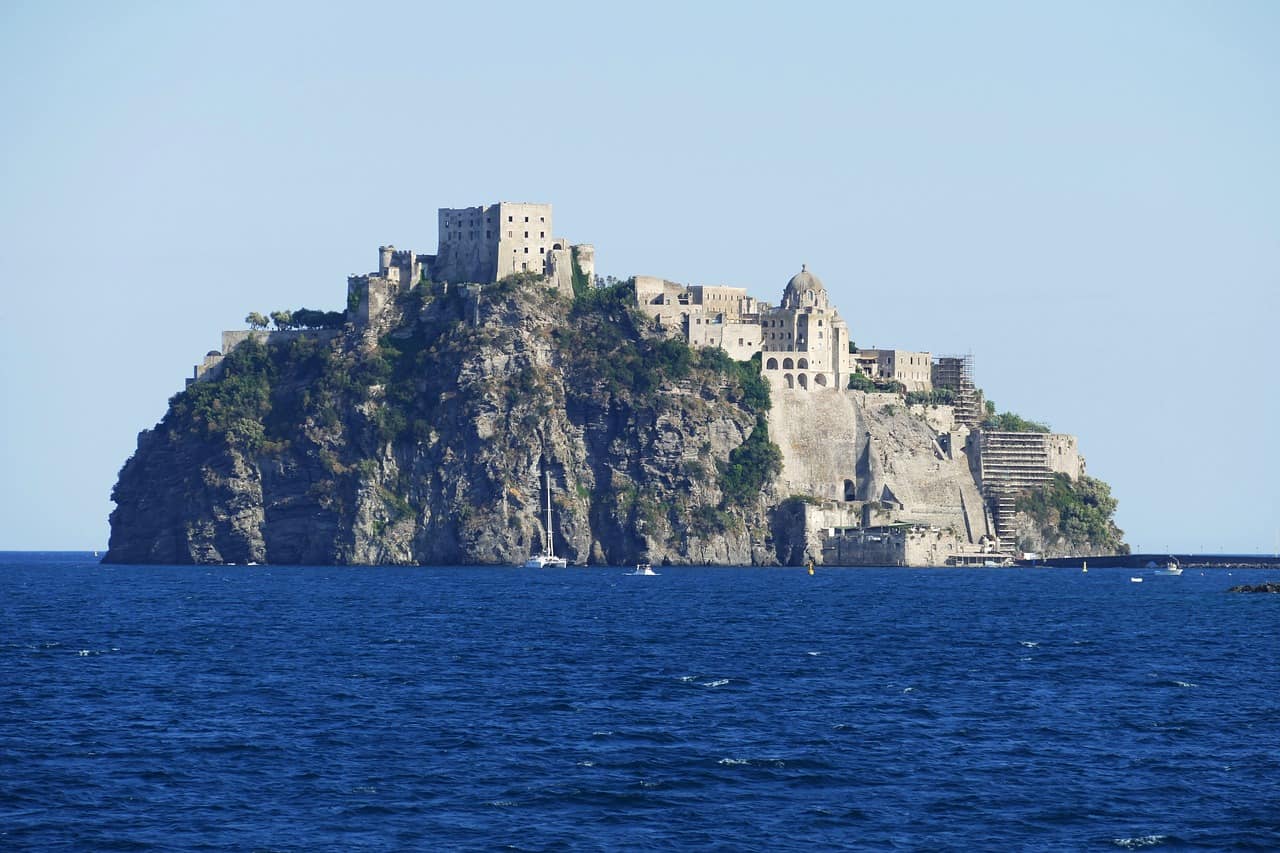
[{"left": 2, "top": 553, "right": 1279, "bottom": 851}]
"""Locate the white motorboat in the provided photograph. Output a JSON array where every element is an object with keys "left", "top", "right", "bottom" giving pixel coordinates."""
[
  {"left": 524, "top": 469, "right": 568, "bottom": 569},
  {"left": 630, "top": 561, "right": 657, "bottom": 576}
]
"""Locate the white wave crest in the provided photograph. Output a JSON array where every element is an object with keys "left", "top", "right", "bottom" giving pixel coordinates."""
[{"left": 1112, "top": 834, "right": 1168, "bottom": 849}]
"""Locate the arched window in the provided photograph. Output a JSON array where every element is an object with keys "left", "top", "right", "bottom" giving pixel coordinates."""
[
  {"left": 844, "top": 479, "right": 856, "bottom": 501},
  {"left": 797, "top": 358, "right": 809, "bottom": 369},
  {"left": 783, "top": 358, "right": 794, "bottom": 370},
  {"left": 798, "top": 373, "right": 809, "bottom": 390},
  {"left": 766, "top": 357, "right": 778, "bottom": 370},
  {"left": 784, "top": 373, "right": 794, "bottom": 389},
  {"left": 814, "top": 374, "right": 828, "bottom": 387}
]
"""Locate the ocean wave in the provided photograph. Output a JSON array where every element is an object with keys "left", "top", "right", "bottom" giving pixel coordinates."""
[{"left": 1112, "top": 834, "right": 1169, "bottom": 849}]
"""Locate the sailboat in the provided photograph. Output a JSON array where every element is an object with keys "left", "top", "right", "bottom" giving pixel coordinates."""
[{"left": 524, "top": 469, "right": 568, "bottom": 569}]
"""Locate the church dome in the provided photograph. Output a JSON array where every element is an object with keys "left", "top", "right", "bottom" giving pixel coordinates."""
[{"left": 781, "top": 264, "right": 827, "bottom": 309}]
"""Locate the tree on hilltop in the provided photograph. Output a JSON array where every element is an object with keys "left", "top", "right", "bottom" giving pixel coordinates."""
[
  {"left": 245, "top": 312, "right": 269, "bottom": 330},
  {"left": 270, "top": 310, "right": 293, "bottom": 331}
]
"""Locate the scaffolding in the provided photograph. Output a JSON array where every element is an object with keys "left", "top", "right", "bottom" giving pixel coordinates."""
[
  {"left": 977, "top": 431, "right": 1060, "bottom": 552},
  {"left": 932, "top": 353, "right": 979, "bottom": 426}
]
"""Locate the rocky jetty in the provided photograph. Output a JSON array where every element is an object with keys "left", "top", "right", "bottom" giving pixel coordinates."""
[
  {"left": 107, "top": 278, "right": 783, "bottom": 566},
  {"left": 1227, "top": 582, "right": 1280, "bottom": 593}
]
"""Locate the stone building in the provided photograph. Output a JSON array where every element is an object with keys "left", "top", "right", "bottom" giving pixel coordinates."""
[
  {"left": 855, "top": 349, "right": 933, "bottom": 391},
  {"left": 635, "top": 277, "right": 766, "bottom": 361},
  {"left": 636, "top": 266, "right": 855, "bottom": 391},
  {"left": 759, "top": 266, "right": 854, "bottom": 392},
  {"left": 428, "top": 202, "right": 594, "bottom": 296}
]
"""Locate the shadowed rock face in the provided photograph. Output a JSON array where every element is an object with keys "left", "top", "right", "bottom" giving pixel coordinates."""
[{"left": 106, "top": 280, "right": 782, "bottom": 566}]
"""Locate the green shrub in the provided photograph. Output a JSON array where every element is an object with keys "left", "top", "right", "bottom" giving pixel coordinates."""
[
  {"left": 1016, "top": 474, "right": 1125, "bottom": 552},
  {"left": 718, "top": 416, "right": 782, "bottom": 508},
  {"left": 905, "top": 388, "right": 956, "bottom": 406},
  {"left": 982, "top": 412, "right": 1050, "bottom": 433},
  {"left": 570, "top": 246, "right": 591, "bottom": 298}
]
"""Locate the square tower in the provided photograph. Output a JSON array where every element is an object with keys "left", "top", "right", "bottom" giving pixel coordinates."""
[{"left": 432, "top": 202, "right": 555, "bottom": 283}]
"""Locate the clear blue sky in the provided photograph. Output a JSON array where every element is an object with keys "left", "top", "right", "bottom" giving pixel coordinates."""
[{"left": 1, "top": 1, "right": 1276, "bottom": 553}]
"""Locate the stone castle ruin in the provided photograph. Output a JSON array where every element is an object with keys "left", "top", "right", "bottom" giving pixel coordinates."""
[{"left": 189, "top": 200, "right": 1083, "bottom": 565}]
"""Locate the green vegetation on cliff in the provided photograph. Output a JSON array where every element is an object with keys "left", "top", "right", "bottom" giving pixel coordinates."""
[
  {"left": 983, "top": 411, "right": 1051, "bottom": 433},
  {"left": 116, "top": 274, "right": 783, "bottom": 565},
  {"left": 718, "top": 416, "right": 783, "bottom": 507},
  {"left": 847, "top": 372, "right": 905, "bottom": 394},
  {"left": 1015, "top": 473, "right": 1127, "bottom": 554}
]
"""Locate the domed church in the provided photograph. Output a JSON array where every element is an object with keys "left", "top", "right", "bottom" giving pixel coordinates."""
[{"left": 760, "top": 266, "right": 854, "bottom": 391}]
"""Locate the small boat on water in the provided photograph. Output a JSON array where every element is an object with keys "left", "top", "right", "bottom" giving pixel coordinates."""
[
  {"left": 524, "top": 469, "right": 568, "bottom": 569},
  {"left": 630, "top": 561, "right": 658, "bottom": 576},
  {"left": 1158, "top": 557, "right": 1183, "bottom": 576},
  {"left": 1130, "top": 576, "right": 1143, "bottom": 583}
]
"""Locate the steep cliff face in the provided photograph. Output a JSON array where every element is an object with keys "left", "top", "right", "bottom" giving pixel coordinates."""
[{"left": 107, "top": 279, "right": 779, "bottom": 565}]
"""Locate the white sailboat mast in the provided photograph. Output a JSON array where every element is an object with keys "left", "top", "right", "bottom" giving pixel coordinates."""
[{"left": 544, "top": 468, "right": 555, "bottom": 558}]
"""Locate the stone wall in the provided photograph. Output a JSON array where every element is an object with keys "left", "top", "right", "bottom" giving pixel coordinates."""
[
  {"left": 1046, "top": 433, "right": 1083, "bottom": 479},
  {"left": 191, "top": 328, "right": 343, "bottom": 384},
  {"left": 820, "top": 525, "right": 965, "bottom": 567},
  {"left": 495, "top": 202, "right": 553, "bottom": 279},
  {"left": 766, "top": 386, "right": 862, "bottom": 502},
  {"left": 433, "top": 205, "right": 500, "bottom": 283}
]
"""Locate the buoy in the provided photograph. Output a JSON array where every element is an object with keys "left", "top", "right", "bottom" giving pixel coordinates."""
[
  {"left": 807, "top": 560, "right": 815, "bottom": 576},
  {"left": 1082, "top": 560, "right": 1088, "bottom": 571}
]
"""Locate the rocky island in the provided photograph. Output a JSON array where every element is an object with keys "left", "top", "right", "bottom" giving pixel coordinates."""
[{"left": 106, "top": 201, "right": 1126, "bottom": 566}]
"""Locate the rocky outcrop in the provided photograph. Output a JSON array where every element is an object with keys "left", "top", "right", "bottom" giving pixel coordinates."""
[
  {"left": 107, "top": 279, "right": 778, "bottom": 566},
  {"left": 1227, "top": 582, "right": 1280, "bottom": 593}
]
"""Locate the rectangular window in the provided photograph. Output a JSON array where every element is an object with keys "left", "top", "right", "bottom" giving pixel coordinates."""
[
  {"left": 508, "top": 231, "right": 513, "bottom": 237},
  {"left": 540, "top": 231, "right": 545, "bottom": 238},
  {"left": 539, "top": 247, "right": 544, "bottom": 254},
  {"left": 523, "top": 247, "right": 529, "bottom": 254},
  {"left": 524, "top": 216, "right": 529, "bottom": 222},
  {"left": 524, "top": 231, "right": 529, "bottom": 238},
  {"left": 508, "top": 216, "right": 513, "bottom": 222}
]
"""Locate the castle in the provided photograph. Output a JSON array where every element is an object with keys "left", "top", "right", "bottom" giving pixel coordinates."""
[
  {"left": 190, "top": 200, "right": 1085, "bottom": 562},
  {"left": 636, "top": 268, "right": 942, "bottom": 397}
]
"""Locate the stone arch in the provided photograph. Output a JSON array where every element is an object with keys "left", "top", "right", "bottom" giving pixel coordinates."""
[
  {"left": 844, "top": 479, "right": 856, "bottom": 501},
  {"left": 783, "top": 357, "right": 795, "bottom": 370},
  {"left": 798, "top": 373, "right": 809, "bottom": 390},
  {"left": 766, "top": 357, "right": 778, "bottom": 370},
  {"left": 814, "top": 373, "right": 828, "bottom": 387},
  {"left": 552, "top": 242, "right": 563, "bottom": 250},
  {"left": 797, "top": 358, "right": 809, "bottom": 369},
  {"left": 784, "top": 373, "right": 794, "bottom": 389}
]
